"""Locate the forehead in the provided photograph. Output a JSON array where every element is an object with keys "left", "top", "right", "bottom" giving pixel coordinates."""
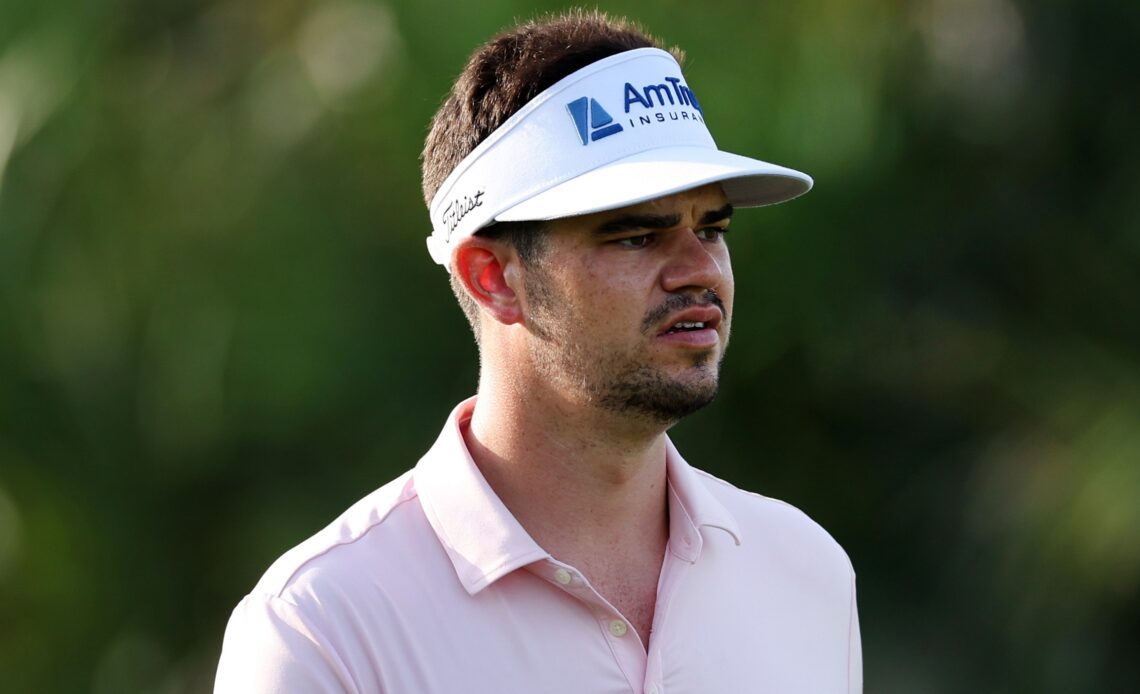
[{"left": 549, "top": 183, "right": 730, "bottom": 233}]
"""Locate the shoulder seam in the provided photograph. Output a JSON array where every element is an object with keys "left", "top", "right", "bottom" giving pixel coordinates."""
[
  {"left": 264, "top": 489, "right": 421, "bottom": 600},
  {"left": 691, "top": 466, "right": 788, "bottom": 506},
  {"left": 692, "top": 467, "right": 854, "bottom": 570}
]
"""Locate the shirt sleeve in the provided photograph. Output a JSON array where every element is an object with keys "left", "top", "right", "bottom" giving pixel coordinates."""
[
  {"left": 214, "top": 593, "right": 363, "bottom": 694},
  {"left": 848, "top": 572, "right": 863, "bottom": 694}
]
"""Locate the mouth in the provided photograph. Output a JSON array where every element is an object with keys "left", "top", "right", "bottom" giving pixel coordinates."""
[
  {"left": 656, "top": 306, "right": 723, "bottom": 337},
  {"left": 663, "top": 320, "right": 709, "bottom": 335}
]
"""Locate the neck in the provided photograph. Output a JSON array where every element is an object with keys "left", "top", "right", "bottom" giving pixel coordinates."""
[{"left": 464, "top": 370, "right": 670, "bottom": 561}]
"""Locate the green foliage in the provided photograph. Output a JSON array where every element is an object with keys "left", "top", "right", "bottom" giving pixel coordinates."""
[{"left": 0, "top": 0, "right": 1137, "bottom": 691}]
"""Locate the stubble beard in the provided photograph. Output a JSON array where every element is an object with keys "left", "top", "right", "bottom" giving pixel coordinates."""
[
  {"left": 524, "top": 268, "right": 726, "bottom": 427},
  {"left": 594, "top": 356, "right": 723, "bottom": 426}
]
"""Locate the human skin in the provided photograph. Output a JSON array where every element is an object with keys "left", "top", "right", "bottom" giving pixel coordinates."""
[
  {"left": 452, "top": 183, "right": 735, "bottom": 644},
  {"left": 523, "top": 183, "right": 735, "bottom": 426}
]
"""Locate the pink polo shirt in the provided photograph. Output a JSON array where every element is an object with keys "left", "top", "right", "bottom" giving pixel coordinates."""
[{"left": 216, "top": 398, "right": 861, "bottom": 693}]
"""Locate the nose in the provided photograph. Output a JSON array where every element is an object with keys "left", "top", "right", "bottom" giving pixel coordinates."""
[{"left": 660, "top": 228, "right": 728, "bottom": 293}]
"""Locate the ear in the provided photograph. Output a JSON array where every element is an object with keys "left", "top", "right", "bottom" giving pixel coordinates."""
[{"left": 454, "top": 239, "right": 524, "bottom": 326}]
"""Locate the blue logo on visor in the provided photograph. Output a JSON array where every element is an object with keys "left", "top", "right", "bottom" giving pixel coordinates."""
[{"left": 566, "top": 97, "right": 623, "bottom": 145}]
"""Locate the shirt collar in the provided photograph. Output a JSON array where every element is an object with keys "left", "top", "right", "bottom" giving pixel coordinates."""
[
  {"left": 664, "top": 435, "right": 743, "bottom": 562},
  {"left": 414, "top": 397, "right": 742, "bottom": 594},
  {"left": 414, "top": 397, "right": 550, "bottom": 596}
]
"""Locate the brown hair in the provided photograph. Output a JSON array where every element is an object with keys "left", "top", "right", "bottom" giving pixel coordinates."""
[{"left": 420, "top": 10, "right": 682, "bottom": 339}]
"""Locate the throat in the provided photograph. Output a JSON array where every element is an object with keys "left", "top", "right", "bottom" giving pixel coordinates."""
[{"left": 554, "top": 532, "right": 668, "bottom": 647}]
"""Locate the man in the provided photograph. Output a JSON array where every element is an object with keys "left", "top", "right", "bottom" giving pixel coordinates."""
[{"left": 216, "top": 11, "right": 861, "bottom": 693}]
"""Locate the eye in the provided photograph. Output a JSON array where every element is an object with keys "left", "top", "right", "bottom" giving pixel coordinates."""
[
  {"left": 616, "top": 234, "right": 653, "bottom": 248},
  {"left": 696, "top": 226, "right": 729, "bottom": 242}
]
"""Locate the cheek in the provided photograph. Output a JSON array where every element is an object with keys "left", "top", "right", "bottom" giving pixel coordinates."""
[
  {"left": 573, "top": 262, "right": 647, "bottom": 321},
  {"left": 580, "top": 256, "right": 624, "bottom": 292},
  {"left": 712, "top": 250, "right": 734, "bottom": 302}
]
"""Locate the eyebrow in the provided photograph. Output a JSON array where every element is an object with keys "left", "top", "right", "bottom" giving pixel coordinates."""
[
  {"left": 593, "top": 203, "right": 735, "bottom": 235},
  {"left": 595, "top": 212, "right": 681, "bottom": 235},
  {"left": 700, "top": 204, "right": 735, "bottom": 225}
]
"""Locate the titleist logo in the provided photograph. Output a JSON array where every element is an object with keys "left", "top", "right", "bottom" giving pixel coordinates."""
[{"left": 442, "top": 190, "right": 484, "bottom": 239}]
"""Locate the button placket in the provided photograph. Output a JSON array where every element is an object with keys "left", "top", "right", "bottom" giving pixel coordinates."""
[{"left": 543, "top": 562, "right": 648, "bottom": 691}]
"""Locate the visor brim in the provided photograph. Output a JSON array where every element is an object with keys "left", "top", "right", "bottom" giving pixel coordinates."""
[{"left": 495, "top": 146, "right": 813, "bottom": 223}]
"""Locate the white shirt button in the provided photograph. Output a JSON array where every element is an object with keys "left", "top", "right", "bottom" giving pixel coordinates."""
[
  {"left": 553, "top": 568, "right": 572, "bottom": 585},
  {"left": 647, "top": 684, "right": 661, "bottom": 694},
  {"left": 609, "top": 619, "right": 628, "bottom": 637}
]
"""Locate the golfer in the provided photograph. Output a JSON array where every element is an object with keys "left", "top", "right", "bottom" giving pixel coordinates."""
[{"left": 216, "top": 10, "right": 861, "bottom": 693}]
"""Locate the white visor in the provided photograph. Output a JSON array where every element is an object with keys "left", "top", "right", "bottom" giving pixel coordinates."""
[{"left": 426, "top": 47, "right": 812, "bottom": 268}]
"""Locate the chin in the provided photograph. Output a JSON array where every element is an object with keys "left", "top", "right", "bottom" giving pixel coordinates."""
[{"left": 597, "top": 365, "right": 720, "bottom": 425}]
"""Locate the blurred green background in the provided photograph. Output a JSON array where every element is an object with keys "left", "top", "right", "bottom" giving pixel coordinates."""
[{"left": 1, "top": 0, "right": 1137, "bottom": 691}]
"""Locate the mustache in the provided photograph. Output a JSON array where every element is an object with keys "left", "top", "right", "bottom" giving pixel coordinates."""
[{"left": 641, "top": 289, "right": 726, "bottom": 334}]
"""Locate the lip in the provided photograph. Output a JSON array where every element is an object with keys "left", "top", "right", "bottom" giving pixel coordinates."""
[
  {"left": 655, "top": 305, "right": 723, "bottom": 336},
  {"left": 654, "top": 305, "right": 723, "bottom": 348}
]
